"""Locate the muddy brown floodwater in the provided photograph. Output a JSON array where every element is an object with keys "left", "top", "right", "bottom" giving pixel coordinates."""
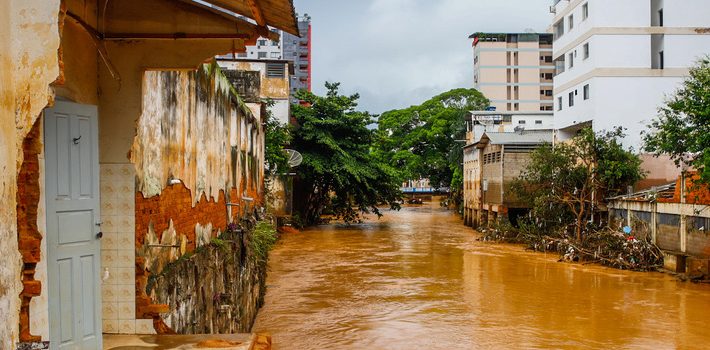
[{"left": 253, "top": 204, "right": 710, "bottom": 349}]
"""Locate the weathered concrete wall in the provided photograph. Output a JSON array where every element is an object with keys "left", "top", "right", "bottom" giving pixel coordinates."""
[
  {"left": 132, "top": 65, "right": 266, "bottom": 333},
  {"left": 657, "top": 213, "right": 681, "bottom": 252},
  {"left": 481, "top": 145, "right": 502, "bottom": 205},
  {"left": 502, "top": 151, "right": 533, "bottom": 208},
  {"left": 0, "top": 1, "right": 60, "bottom": 347},
  {"left": 222, "top": 61, "right": 290, "bottom": 99},
  {"left": 132, "top": 67, "right": 236, "bottom": 205},
  {"left": 149, "top": 224, "right": 268, "bottom": 334}
]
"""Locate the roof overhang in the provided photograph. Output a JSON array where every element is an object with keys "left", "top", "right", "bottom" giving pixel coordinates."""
[
  {"left": 196, "top": 0, "right": 300, "bottom": 36},
  {"left": 64, "top": 0, "right": 297, "bottom": 45}
]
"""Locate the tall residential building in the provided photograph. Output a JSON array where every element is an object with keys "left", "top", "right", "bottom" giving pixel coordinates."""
[
  {"left": 284, "top": 16, "right": 312, "bottom": 103},
  {"left": 470, "top": 32, "right": 555, "bottom": 112},
  {"left": 550, "top": 0, "right": 710, "bottom": 147}
]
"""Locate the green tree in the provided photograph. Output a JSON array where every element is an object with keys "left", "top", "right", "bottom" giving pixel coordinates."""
[
  {"left": 291, "top": 83, "right": 401, "bottom": 226},
  {"left": 514, "top": 127, "right": 644, "bottom": 241},
  {"left": 643, "top": 58, "right": 710, "bottom": 184},
  {"left": 374, "top": 88, "right": 488, "bottom": 205},
  {"left": 263, "top": 99, "right": 292, "bottom": 177}
]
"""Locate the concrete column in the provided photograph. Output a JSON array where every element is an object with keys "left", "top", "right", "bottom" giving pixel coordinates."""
[
  {"left": 651, "top": 202, "right": 657, "bottom": 244},
  {"left": 680, "top": 215, "right": 687, "bottom": 253},
  {"left": 680, "top": 172, "right": 687, "bottom": 253}
]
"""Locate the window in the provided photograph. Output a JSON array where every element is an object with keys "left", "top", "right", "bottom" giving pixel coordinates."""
[
  {"left": 568, "top": 91, "right": 575, "bottom": 107},
  {"left": 270, "top": 52, "right": 280, "bottom": 58},
  {"left": 544, "top": 56, "right": 553, "bottom": 63},
  {"left": 543, "top": 72, "right": 553, "bottom": 80},
  {"left": 518, "top": 120, "right": 526, "bottom": 125},
  {"left": 271, "top": 40, "right": 279, "bottom": 46},
  {"left": 540, "top": 89, "right": 545, "bottom": 95},
  {"left": 266, "top": 63, "right": 285, "bottom": 78},
  {"left": 535, "top": 120, "right": 543, "bottom": 125},
  {"left": 553, "top": 19, "right": 564, "bottom": 40},
  {"left": 583, "top": 43, "right": 589, "bottom": 59},
  {"left": 555, "top": 56, "right": 566, "bottom": 75},
  {"left": 568, "top": 14, "right": 574, "bottom": 31},
  {"left": 257, "top": 52, "right": 267, "bottom": 59},
  {"left": 258, "top": 39, "right": 267, "bottom": 46},
  {"left": 659, "top": 50, "right": 665, "bottom": 69},
  {"left": 568, "top": 52, "right": 574, "bottom": 69},
  {"left": 558, "top": 96, "right": 563, "bottom": 111},
  {"left": 584, "top": 84, "right": 590, "bottom": 100},
  {"left": 582, "top": 3, "right": 589, "bottom": 20},
  {"left": 659, "top": 9, "right": 664, "bottom": 27},
  {"left": 514, "top": 103, "right": 519, "bottom": 111},
  {"left": 237, "top": 52, "right": 247, "bottom": 58}
]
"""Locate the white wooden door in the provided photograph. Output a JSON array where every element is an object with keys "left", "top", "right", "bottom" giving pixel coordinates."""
[{"left": 45, "top": 101, "right": 102, "bottom": 349}]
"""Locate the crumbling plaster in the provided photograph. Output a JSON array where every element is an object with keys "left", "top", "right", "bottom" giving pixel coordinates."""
[
  {"left": 131, "top": 66, "right": 250, "bottom": 205},
  {"left": 0, "top": 0, "right": 60, "bottom": 347}
]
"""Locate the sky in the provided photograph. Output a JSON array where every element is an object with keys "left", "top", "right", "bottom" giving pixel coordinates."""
[{"left": 293, "top": 0, "right": 552, "bottom": 115}]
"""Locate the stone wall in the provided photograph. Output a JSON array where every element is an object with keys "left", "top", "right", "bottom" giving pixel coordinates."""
[{"left": 148, "top": 221, "right": 269, "bottom": 334}]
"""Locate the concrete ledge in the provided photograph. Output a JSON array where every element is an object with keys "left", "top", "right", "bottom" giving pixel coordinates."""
[{"left": 103, "top": 333, "right": 267, "bottom": 350}]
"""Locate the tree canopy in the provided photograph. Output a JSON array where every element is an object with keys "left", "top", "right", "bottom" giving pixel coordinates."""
[
  {"left": 644, "top": 58, "right": 710, "bottom": 184},
  {"left": 374, "top": 88, "right": 489, "bottom": 199},
  {"left": 513, "top": 127, "right": 645, "bottom": 241},
  {"left": 291, "top": 82, "right": 401, "bottom": 226}
]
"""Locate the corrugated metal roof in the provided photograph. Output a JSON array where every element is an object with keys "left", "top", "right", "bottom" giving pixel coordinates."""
[
  {"left": 199, "top": 0, "right": 299, "bottom": 36},
  {"left": 481, "top": 130, "right": 553, "bottom": 145}
]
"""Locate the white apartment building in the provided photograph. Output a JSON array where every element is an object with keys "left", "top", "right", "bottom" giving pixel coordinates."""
[{"left": 550, "top": 0, "right": 710, "bottom": 147}]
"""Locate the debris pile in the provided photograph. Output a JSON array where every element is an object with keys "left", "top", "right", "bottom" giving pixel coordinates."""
[{"left": 479, "top": 225, "right": 664, "bottom": 271}]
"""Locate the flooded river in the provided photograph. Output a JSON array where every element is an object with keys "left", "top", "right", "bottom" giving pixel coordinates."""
[{"left": 253, "top": 204, "right": 710, "bottom": 349}]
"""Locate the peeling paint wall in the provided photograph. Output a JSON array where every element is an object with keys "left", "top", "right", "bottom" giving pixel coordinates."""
[
  {"left": 132, "top": 66, "right": 235, "bottom": 205},
  {"left": 132, "top": 64, "right": 266, "bottom": 333},
  {"left": 0, "top": 1, "right": 60, "bottom": 347},
  {"left": 225, "top": 61, "right": 290, "bottom": 99},
  {"left": 217, "top": 60, "right": 291, "bottom": 124}
]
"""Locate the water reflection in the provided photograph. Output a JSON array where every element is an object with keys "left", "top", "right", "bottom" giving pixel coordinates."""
[{"left": 253, "top": 204, "right": 710, "bottom": 349}]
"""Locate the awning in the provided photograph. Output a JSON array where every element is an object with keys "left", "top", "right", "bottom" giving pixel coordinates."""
[{"left": 196, "top": 0, "right": 300, "bottom": 36}]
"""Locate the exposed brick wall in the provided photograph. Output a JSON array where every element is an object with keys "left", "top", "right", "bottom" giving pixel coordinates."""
[
  {"left": 658, "top": 173, "right": 710, "bottom": 205},
  {"left": 16, "top": 119, "right": 42, "bottom": 342},
  {"left": 135, "top": 182, "right": 228, "bottom": 252},
  {"left": 135, "top": 182, "right": 232, "bottom": 325}
]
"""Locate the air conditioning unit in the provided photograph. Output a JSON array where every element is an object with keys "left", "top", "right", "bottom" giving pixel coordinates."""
[{"left": 549, "top": 6, "right": 556, "bottom": 14}]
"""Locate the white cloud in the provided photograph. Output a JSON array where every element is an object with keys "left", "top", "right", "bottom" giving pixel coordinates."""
[{"left": 295, "top": 0, "right": 551, "bottom": 114}]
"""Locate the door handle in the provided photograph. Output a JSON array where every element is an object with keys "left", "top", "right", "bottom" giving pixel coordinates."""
[{"left": 96, "top": 231, "right": 103, "bottom": 239}]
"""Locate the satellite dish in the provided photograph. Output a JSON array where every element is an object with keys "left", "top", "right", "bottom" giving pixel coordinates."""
[{"left": 284, "top": 149, "right": 302, "bottom": 167}]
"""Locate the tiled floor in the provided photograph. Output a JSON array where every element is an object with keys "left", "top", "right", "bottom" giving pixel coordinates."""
[{"left": 103, "top": 334, "right": 255, "bottom": 350}]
